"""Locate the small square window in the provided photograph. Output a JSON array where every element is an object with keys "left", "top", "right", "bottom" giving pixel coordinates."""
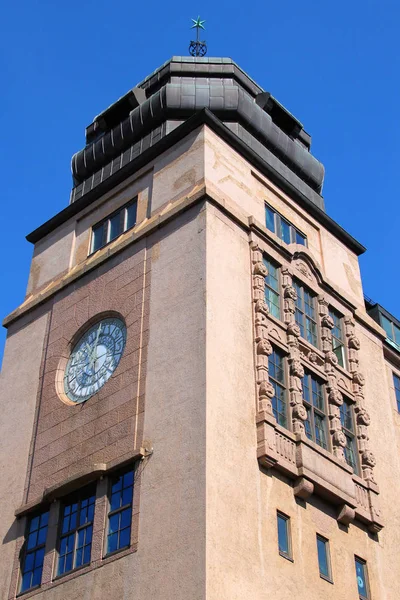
[
  {"left": 317, "top": 535, "right": 332, "bottom": 581},
  {"left": 277, "top": 512, "right": 292, "bottom": 559},
  {"left": 355, "top": 557, "right": 369, "bottom": 599}
]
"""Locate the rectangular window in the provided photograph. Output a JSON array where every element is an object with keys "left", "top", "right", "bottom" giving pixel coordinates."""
[
  {"left": 317, "top": 535, "right": 332, "bottom": 581},
  {"left": 393, "top": 373, "right": 400, "bottom": 412},
  {"left": 265, "top": 203, "right": 307, "bottom": 247},
  {"left": 340, "top": 399, "right": 358, "bottom": 473},
  {"left": 20, "top": 510, "right": 49, "bottom": 593},
  {"left": 355, "top": 557, "right": 369, "bottom": 599},
  {"left": 293, "top": 280, "right": 318, "bottom": 346},
  {"left": 277, "top": 512, "right": 292, "bottom": 559},
  {"left": 268, "top": 348, "right": 287, "bottom": 428},
  {"left": 106, "top": 467, "right": 134, "bottom": 555},
  {"left": 329, "top": 307, "right": 346, "bottom": 368},
  {"left": 302, "top": 371, "right": 328, "bottom": 449},
  {"left": 57, "top": 487, "right": 96, "bottom": 576},
  {"left": 263, "top": 256, "right": 281, "bottom": 319},
  {"left": 91, "top": 198, "right": 137, "bottom": 253}
]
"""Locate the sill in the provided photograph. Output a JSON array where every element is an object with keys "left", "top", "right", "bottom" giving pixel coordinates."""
[
  {"left": 53, "top": 562, "right": 90, "bottom": 582},
  {"left": 17, "top": 584, "right": 41, "bottom": 597},
  {"left": 320, "top": 574, "right": 334, "bottom": 585},
  {"left": 103, "top": 544, "right": 130, "bottom": 559},
  {"left": 279, "top": 551, "right": 294, "bottom": 563}
]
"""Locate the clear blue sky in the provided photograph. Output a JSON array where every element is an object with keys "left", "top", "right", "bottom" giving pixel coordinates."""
[{"left": 1, "top": 0, "right": 399, "bottom": 364}]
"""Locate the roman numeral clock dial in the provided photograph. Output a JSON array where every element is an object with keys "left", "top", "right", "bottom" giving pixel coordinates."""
[{"left": 63, "top": 318, "right": 127, "bottom": 403}]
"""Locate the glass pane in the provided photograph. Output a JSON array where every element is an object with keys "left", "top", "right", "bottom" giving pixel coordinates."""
[
  {"left": 355, "top": 559, "right": 368, "bottom": 598},
  {"left": 125, "top": 203, "right": 137, "bottom": 231},
  {"left": 295, "top": 309, "right": 305, "bottom": 338},
  {"left": 83, "top": 544, "right": 91, "bottom": 564},
  {"left": 296, "top": 230, "right": 306, "bottom": 245},
  {"left": 277, "top": 514, "right": 289, "bottom": 555},
  {"left": 121, "top": 508, "right": 131, "bottom": 529},
  {"left": 306, "top": 318, "right": 317, "bottom": 346},
  {"left": 271, "top": 382, "right": 286, "bottom": 428},
  {"left": 280, "top": 219, "right": 291, "bottom": 244},
  {"left": 315, "top": 414, "right": 327, "bottom": 449},
  {"left": 34, "top": 547, "right": 45, "bottom": 568},
  {"left": 111, "top": 491, "right": 121, "bottom": 511},
  {"left": 109, "top": 213, "right": 121, "bottom": 242},
  {"left": 119, "top": 527, "right": 130, "bottom": 549},
  {"left": 27, "top": 532, "right": 38, "bottom": 550},
  {"left": 92, "top": 224, "right": 104, "bottom": 253},
  {"left": 317, "top": 537, "right": 330, "bottom": 578},
  {"left": 381, "top": 314, "right": 393, "bottom": 341},
  {"left": 394, "top": 324, "right": 400, "bottom": 346},
  {"left": 65, "top": 552, "right": 73, "bottom": 573},
  {"left": 21, "top": 571, "right": 32, "bottom": 592},
  {"left": 30, "top": 516, "right": 40, "bottom": 532},
  {"left": 76, "top": 547, "right": 83, "bottom": 568},
  {"left": 311, "top": 378, "right": 324, "bottom": 411},
  {"left": 265, "top": 288, "right": 280, "bottom": 319},
  {"left": 32, "top": 567, "right": 42, "bottom": 587},
  {"left": 122, "top": 486, "right": 133, "bottom": 507},
  {"left": 265, "top": 206, "right": 275, "bottom": 233},
  {"left": 112, "top": 476, "right": 123, "bottom": 493},
  {"left": 304, "top": 409, "right": 312, "bottom": 440},
  {"left": 24, "top": 552, "right": 35, "bottom": 572},
  {"left": 109, "top": 513, "right": 119, "bottom": 535},
  {"left": 333, "top": 341, "right": 345, "bottom": 368},
  {"left": 87, "top": 501, "right": 95, "bottom": 523},
  {"left": 108, "top": 532, "right": 118, "bottom": 554}
]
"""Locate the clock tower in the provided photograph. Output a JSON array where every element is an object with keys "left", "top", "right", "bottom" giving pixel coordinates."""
[{"left": 1, "top": 56, "right": 400, "bottom": 600}]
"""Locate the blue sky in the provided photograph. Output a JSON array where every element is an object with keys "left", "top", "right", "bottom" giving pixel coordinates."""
[{"left": 1, "top": 0, "right": 399, "bottom": 364}]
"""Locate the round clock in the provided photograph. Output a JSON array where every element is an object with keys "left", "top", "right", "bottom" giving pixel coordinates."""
[{"left": 63, "top": 317, "right": 126, "bottom": 403}]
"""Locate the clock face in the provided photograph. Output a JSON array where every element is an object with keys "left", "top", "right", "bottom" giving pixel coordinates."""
[{"left": 64, "top": 317, "right": 126, "bottom": 403}]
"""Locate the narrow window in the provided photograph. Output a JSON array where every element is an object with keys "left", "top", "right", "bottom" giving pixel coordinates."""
[
  {"left": 355, "top": 557, "right": 369, "bottom": 599},
  {"left": 57, "top": 487, "right": 96, "bottom": 576},
  {"left": 393, "top": 374, "right": 400, "bottom": 412},
  {"left": 340, "top": 399, "right": 358, "bottom": 473},
  {"left": 329, "top": 307, "right": 346, "bottom": 368},
  {"left": 316, "top": 535, "right": 332, "bottom": 581},
  {"left": 125, "top": 202, "right": 137, "bottom": 231},
  {"left": 20, "top": 510, "right": 49, "bottom": 593},
  {"left": 280, "top": 218, "right": 291, "bottom": 244},
  {"left": 109, "top": 212, "right": 121, "bottom": 242},
  {"left": 277, "top": 512, "right": 292, "bottom": 559},
  {"left": 293, "top": 280, "right": 318, "bottom": 346},
  {"left": 381, "top": 314, "right": 393, "bottom": 342},
  {"left": 263, "top": 256, "right": 280, "bottom": 319},
  {"left": 302, "top": 371, "right": 328, "bottom": 449},
  {"left": 106, "top": 467, "right": 134, "bottom": 555},
  {"left": 268, "top": 348, "right": 287, "bottom": 428},
  {"left": 91, "top": 223, "right": 104, "bottom": 253},
  {"left": 265, "top": 205, "right": 276, "bottom": 234},
  {"left": 295, "top": 230, "right": 307, "bottom": 246}
]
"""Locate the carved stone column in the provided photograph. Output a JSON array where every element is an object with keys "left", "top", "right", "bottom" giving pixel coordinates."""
[
  {"left": 345, "top": 317, "right": 376, "bottom": 484},
  {"left": 251, "top": 243, "right": 274, "bottom": 418},
  {"left": 319, "top": 298, "right": 347, "bottom": 461}
]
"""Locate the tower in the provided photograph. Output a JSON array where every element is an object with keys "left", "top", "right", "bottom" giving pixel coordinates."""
[{"left": 1, "top": 56, "right": 399, "bottom": 600}]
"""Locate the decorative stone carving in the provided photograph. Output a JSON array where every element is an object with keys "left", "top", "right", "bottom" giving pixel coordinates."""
[
  {"left": 321, "top": 314, "right": 334, "bottom": 330},
  {"left": 348, "top": 335, "right": 361, "bottom": 350},
  {"left": 308, "top": 352, "right": 319, "bottom": 364},
  {"left": 290, "top": 360, "right": 305, "bottom": 379},
  {"left": 287, "top": 322, "right": 301, "bottom": 338},
  {"left": 284, "top": 286, "right": 298, "bottom": 301},
  {"left": 251, "top": 243, "right": 275, "bottom": 418},
  {"left": 329, "top": 388, "right": 343, "bottom": 406},
  {"left": 333, "top": 430, "right": 347, "bottom": 448}
]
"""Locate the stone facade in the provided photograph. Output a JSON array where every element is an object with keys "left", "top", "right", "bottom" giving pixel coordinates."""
[{"left": 1, "top": 58, "right": 399, "bottom": 600}]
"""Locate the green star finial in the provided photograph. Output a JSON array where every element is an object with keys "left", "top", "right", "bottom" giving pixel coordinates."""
[{"left": 191, "top": 16, "right": 205, "bottom": 30}]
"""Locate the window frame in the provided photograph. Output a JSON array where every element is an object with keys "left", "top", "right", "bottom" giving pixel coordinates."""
[
  {"left": 340, "top": 398, "right": 359, "bottom": 474},
  {"left": 105, "top": 465, "right": 135, "bottom": 557},
  {"left": 277, "top": 511, "right": 292, "bottom": 561},
  {"left": 265, "top": 203, "right": 307, "bottom": 247},
  {"left": 393, "top": 373, "right": 400, "bottom": 412},
  {"left": 19, "top": 509, "right": 49, "bottom": 594},
  {"left": 329, "top": 307, "right": 346, "bottom": 369},
  {"left": 56, "top": 485, "right": 96, "bottom": 578},
  {"left": 302, "top": 371, "right": 329, "bottom": 450},
  {"left": 316, "top": 534, "right": 332, "bottom": 582},
  {"left": 90, "top": 198, "right": 138, "bottom": 254},
  {"left": 268, "top": 347, "right": 288, "bottom": 428},
  {"left": 293, "top": 279, "right": 318, "bottom": 347},
  {"left": 263, "top": 255, "right": 281, "bottom": 320},
  {"left": 355, "top": 556, "right": 370, "bottom": 599}
]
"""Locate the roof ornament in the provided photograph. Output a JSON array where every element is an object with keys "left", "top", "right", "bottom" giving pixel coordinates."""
[{"left": 189, "top": 16, "right": 207, "bottom": 57}]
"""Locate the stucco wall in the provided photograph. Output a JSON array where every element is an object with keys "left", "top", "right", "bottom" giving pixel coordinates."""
[{"left": 0, "top": 310, "right": 49, "bottom": 599}]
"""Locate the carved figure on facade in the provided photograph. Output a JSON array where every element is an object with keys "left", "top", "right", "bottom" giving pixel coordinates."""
[{"left": 251, "top": 243, "right": 275, "bottom": 418}]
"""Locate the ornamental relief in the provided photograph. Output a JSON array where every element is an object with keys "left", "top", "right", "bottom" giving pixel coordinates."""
[{"left": 251, "top": 241, "right": 377, "bottom": 484}]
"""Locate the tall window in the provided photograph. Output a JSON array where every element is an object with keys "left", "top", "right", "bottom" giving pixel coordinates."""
[
  {"left": 302, "top": 371, "right": 328, "bottom": 449},
  {"left": 106, "top": 467, "right": 134, "bottom": 555},
  {"left": 265, "top": 204, "right": 307, "bottom": 246},
  {"left": 277, "top": 512, "right": 292, "bottom": 559},
  {"left": 268, "top": 348, "right": 287, "bottom": 428},
  {"left": 393, "top": 373, "right": 400, "bottom": 412},
  {"left": 293, "top": 280, "right": 318, "bottom": 346},
  {"left": 329, "top": 307, "right": 345, "bottom": 368},
  {"left": 340, "top": 399, "right": 358, "bottom": 473},
  {"left": 263, "top": 256, "right": 280, "bottom": 319},
  {"left": 20, "top": 510, "right": 49, "bottom": 593},
  {"left": 57, "top": 487, "right": 96, "bottom": 576},
  {"left": 316, "top": 535, "right": 332, "bottom": 581},
  {"left": 355, "top": 557, "right": 369, "bottom": 599},
  {"left": 91, "top": 198, "right": 137, "bottom": 253}
]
